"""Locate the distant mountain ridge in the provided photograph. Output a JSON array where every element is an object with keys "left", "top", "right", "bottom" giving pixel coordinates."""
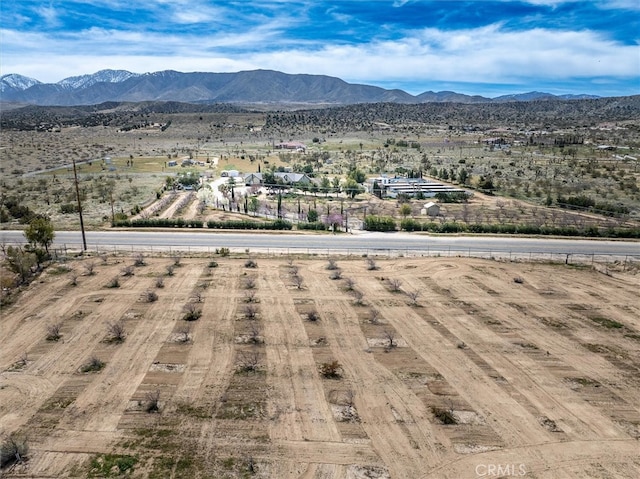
[{"left": 0, "top": 69, "right": 601, "bottom": 106}]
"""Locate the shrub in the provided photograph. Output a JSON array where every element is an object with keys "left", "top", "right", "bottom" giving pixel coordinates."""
[
  {"left": 297, "top": 221, "right": 327, "bottom": 231},
  {"left": 207, "top": 219, "right": 292, "bottom": 230},
  {"left": 245, "top": 259, "right": 258, "bottom": 268},
  {"left": 364, "top": 215, "right": 396, "bottom": 232},
  {"left": 306, "top": 310, "right": 320, "bottom": 322},
  {"left": 1, "top": 435, "right": 28, "bottom": 468},
  {"left": 326, "top": 259, "right": 338, "bottom": 270},
  {"left": 46, "top": 322, "right": 63, "bottom": 341},
  {"left": 106, "top": 321, "right": 126, "bottom": 343},
  {"left": 121, "top": 265, "right": 134, "bottom": 277},
  {"left": 144, "top": 290, "right": 158, "bottom": 302},
  {"left": 431, "top": 406, "right": 457, "bottom": 425},
  {"left": 133, "top": 253, "right": 146, "bottom": 266},
  {"left": 319, "top": 360, "right": 342, "bottom": 379},
  {"left": 183, "top": 302, "right": 202, "bottom": 321},
  {"left": 89, "top": 454, "right": 138, "bottom": 477},
  {"left": 80, "top": 356, "right": 105, "bottom": 373},
  {"left": 145, "top": 390, "right": 161, "bottom": 413}
]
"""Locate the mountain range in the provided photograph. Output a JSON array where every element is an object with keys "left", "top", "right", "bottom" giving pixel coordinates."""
[{"left": 0, "top": 69, "right": 600, "bottom": 107}]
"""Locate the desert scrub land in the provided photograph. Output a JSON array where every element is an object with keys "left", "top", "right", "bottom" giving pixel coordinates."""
[
  {"left": 1, "top": 99, "right": 639, "bottom": 233},
  {"left": 1, "top": 254, "right": 639, "bottom": 478}
]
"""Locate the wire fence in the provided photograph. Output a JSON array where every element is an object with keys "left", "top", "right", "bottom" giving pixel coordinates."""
[{"left": 50, "top": 242, "right": 640, "bottom": 269}]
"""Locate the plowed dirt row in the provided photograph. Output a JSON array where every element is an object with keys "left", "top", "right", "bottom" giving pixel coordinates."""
[{"left": 1, "top": 255, "right": 638, "bottom": 478}]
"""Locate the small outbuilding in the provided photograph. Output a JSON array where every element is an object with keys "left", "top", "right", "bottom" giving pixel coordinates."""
[{"left": 421, "top": 202, "right": 440, "bottom": 217}]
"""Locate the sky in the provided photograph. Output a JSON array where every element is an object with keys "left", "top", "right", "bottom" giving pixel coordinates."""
[{"left": 1, "top": 0, "right": 639, "bottom": 97}]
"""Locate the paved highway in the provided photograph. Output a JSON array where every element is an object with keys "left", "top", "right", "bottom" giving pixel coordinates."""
[{"left": 2, "top": 230, "right": 638, "bottom": 258}]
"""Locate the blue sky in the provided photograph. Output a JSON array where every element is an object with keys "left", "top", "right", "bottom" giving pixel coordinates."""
[{"left": 1, "top": 0, "right": 638, "bottom": 97}]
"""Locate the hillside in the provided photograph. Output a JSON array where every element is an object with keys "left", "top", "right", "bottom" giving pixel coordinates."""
[{"left": 1, "top": 69, "right": 601, "bottom": 107}]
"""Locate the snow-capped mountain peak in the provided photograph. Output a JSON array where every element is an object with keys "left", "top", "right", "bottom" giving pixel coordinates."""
[
  {"left": 57, "top": 69, "right": 140, "bottom": 89},
  {"left": 0, "top": 73, "right": 42, "bottom": 92}
]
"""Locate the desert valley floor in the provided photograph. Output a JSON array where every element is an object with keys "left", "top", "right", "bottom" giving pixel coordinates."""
[{"left": 1, "top": 255, "right": 639, "bottom": 478}]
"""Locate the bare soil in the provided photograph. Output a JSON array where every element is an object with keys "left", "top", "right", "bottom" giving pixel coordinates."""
[{"left": 1, "top": 255, "right": 639, "bottom": 478}]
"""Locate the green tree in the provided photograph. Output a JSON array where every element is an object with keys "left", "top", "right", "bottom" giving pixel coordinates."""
[
  {"left": 399, "top": 203, "right": 412, "bottom": 218},
  {"left": 307, "top": 209, "right": 319, "bottom": 222},
  {"left": 25, "top": 216, "right": 55, "bottom": 256},
  {"left": 348, "top": 168, "right": 366, "bottom": 184},
  {"left": 457, "top": 168, "right": 469, "bottom": 184},
  {"left": 249, "top": 197, "right": 259, "bottom": 215},
  {"left": 3, "top": 245, "right": 37, "bottom": 284},
  {"left": 320, "top": 176, "right": 331, "bottom": 196},
  {"left": 344, "top": 179, "right": 363, "bottom": 199},
  {"left": 331, "top": 176, "right": 341, "bottom": 192}
]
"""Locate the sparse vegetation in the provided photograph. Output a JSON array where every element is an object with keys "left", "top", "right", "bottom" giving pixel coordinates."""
[
  {"left": 589, "top": 316, "right": 623, "bottom": 329},
  {"left": 329, "top": 269, "right": 343, "bottom": 280},
  {"left": 121, "top": 265, "right": 134, "bottom": 277},
  {"left": 326, "top": 259, "right": 339, "bottom": 270},
  {"left": 88, "top": 453, "right": 138, "bottom": 477},
  {"left": 80, "top": 356, "right": 105, "bottom": 373},
  {"left": 237, "top": 351, "right": 262, "bottom": 373},
  {"left": 319, "top": 360, "right": 342, "bottom": 379},
  {"left": 145, "top": 389, "right": 161, "bottom": 413},
  {"left": 144, "top": 290, "right": 158, "bottom": 302},
  {"left": 383, "top": 329, "right": 397, "bottom": 350},
  {"left": 291, "top": 274, "right": 304, "bottom": 289},
  {"left": 431, "top": 406, "right": 458, "bottom": 425},
  {"left": 1, "top": 435, "right": 28, "bottom": 469},
  {"left": 83, "top": 262, "right": 96, "bottom": 276},
  {"left": 183, "top": 302, "right": 202, "bottom": 321},
  {"left": 388, "top": 278, "right": 403, "bottom": 293},
  {"left": 46, "top": 322, "right": 63, "bottom": 341},
  {"left": 243, "top": 304, "right": 258, "bottom": 320},
  {"left": 406, "top": 290, "right": 421, "bottom": 306},
  {"left": 176, "top": 325, "right": 191, "bottom": 343},
  {"left": 133, "top": 253, "right": 146, "bottom": 266},
  {"left": 106, "top": 321, "right": 126, "bottom": 343}
]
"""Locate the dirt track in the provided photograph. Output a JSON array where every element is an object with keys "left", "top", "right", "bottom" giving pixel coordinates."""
[{"left": 1, "top": 255, "right": 639, "bottom": 478}]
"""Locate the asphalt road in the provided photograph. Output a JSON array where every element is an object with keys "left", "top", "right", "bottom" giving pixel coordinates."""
[{"left": 2, "top": 230, "right": 638, "bottom": 258}]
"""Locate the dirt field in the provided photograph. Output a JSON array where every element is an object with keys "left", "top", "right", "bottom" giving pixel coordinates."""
[{"left": 1, "top": 255, "right": 639, "bottom": 478}]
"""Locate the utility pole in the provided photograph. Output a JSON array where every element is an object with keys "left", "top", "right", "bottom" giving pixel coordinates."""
[{"left": 72, "top": 160, "right": 87, "bottom": 251}]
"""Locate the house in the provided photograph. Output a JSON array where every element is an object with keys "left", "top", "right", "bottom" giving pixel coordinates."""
[
  {"left": 421, "top": 202, "right": 440, "bottom": 217},
  {"left": 243, "top": 172, "right": 312, "bottom": 186},
  {"left": 368, "top": 176, "right": 469, "bottom": 199},
  {"left": 275, "top": 172, "right": 311, "bottom": 185},
  {"left": 275, "top": 142, "right": 306, "bottom": 152},
  {"left": 244, "top": 173, "right": 263, "bottom": 185},
  {"left": 221, "top": 169, "right": 241, "bottom": 178}
]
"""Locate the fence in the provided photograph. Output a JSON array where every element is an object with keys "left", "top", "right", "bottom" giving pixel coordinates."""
[{"left": 50, "top": 242, "right": 639, "bottom": 268}]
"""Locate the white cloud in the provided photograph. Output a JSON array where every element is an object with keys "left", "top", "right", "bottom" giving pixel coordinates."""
[
  {"left": 36, "top": 5, "right": 60, "bottom": 28},
  {"left": 2, "top": 24, "right": 637, "bottom": 93}
]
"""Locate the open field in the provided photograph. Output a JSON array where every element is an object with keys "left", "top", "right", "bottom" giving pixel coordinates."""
[{"left": 1, "top": 254, "right": 639, "bottom": 478}]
